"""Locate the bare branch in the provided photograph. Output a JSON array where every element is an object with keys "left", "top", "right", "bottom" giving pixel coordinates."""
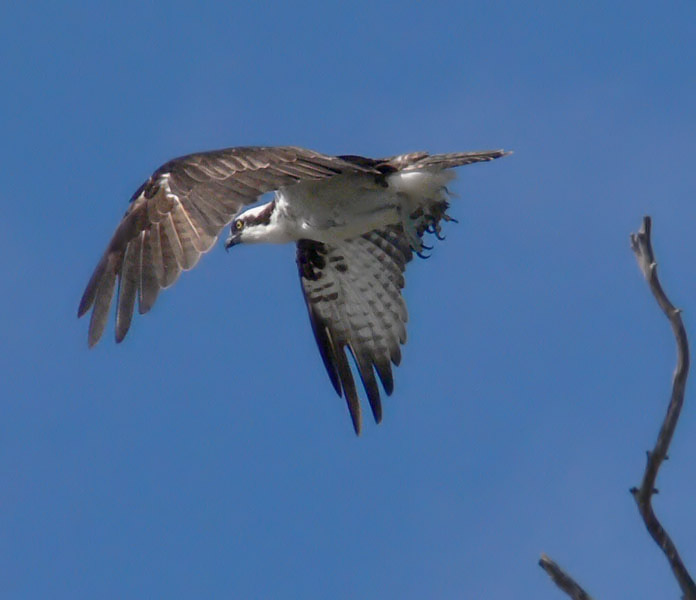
[
  {"left": 629, "top": 215, "right": 696, "bottom": 600},
  {"left": 539, "top": 554, "right": 594, "bottom": 600}
]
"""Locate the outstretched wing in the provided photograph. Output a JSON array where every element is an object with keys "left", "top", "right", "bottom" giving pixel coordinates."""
[
  {"left": 296, "top": 226, "right": 414, "bottom": 434},
  {"left": 78, "top": 146, "right": 376, "bottom": 347}
]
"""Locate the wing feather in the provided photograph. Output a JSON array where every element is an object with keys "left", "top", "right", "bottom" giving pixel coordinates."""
[
  {"left": 145, "top": 225, "right": 165, "bottom": 287},
  {"left": 138, "top": 230, "right": 160, "bottom": 314},
  {"left": 157, "top": 215, "right": 183, "bottom": 287},
  {"left": 177, "top": 194, "right": 221, "bottom": 242},
  {"left": 351, "top": 347, "right": 382, "bottom": 424},
  {"left": 87, "top": 254, "right": 118, "bottom": 347},
  {"left": 334, "top": 343, "right": 362, "bottom": 434},
  {"left": 353, "top": 238, "right": 408, "bottom": 340},
  {"left": 169, "top": 202, "right": 202, "bottom": 270},
  {"left": 161, "top": 212, "right": 185, "bottom": 268},
  {"left": 115, "top": 233, "right": 142, "bottom": 342}
]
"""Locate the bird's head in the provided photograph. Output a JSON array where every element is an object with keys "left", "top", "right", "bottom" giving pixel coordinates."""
[{"left": 225, "top": 201, "right": 279, "bottom": 248}]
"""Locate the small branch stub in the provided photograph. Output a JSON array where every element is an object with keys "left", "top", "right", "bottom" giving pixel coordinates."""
[
  {"left": 539, "top": 554, "right": 594, "bottom": 600},
  {"left": 630, "top": 216, "right": 656, "bottom": 280}
]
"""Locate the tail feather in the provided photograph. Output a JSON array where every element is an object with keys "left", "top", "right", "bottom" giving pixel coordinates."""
[
  {"left": 406, "top": 149, "right": 510, "bottom": 170},
  {"left": 342, "top": 149, "right": 510, "bottom": 173}
]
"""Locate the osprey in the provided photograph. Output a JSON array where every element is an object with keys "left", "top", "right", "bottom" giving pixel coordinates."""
[{"left": 78, "top": 146, "right": 507, "bottom": 433}]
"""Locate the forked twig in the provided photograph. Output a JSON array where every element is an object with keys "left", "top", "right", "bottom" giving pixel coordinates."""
[
  {"left": 539, "top": 554, "right": 594, "bottom": 600},
  {"left": 629, "top": 216, "right": 696, "bottom": 600}
]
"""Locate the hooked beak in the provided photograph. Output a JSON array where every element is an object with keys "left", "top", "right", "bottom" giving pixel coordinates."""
[{"left": 225, "top": 231, "right": 241, "bottom": 251}]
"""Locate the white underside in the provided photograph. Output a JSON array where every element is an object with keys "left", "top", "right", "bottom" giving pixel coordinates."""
[{"left": 240, "top": 169, "right": 455, "bottom": 245}]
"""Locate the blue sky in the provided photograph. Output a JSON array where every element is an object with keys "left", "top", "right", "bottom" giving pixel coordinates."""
[{"left": 2, "top": 2, "right": 696, "bottom": 598}]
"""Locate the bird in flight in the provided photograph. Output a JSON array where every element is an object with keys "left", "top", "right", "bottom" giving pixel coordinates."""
[{"left": 78, "top": 146, "right": 508, "bottom": 433}]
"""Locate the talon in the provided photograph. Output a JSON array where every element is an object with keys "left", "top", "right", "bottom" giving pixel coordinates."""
[
  {"left": 421, "top": 243, "right": 433, "bottom": 251},
  {"left": 435, "top": 231, "right": 446, "bottom": 241},
  {"left": 417, "top": 251, "right": 431, "bottom": 259}
]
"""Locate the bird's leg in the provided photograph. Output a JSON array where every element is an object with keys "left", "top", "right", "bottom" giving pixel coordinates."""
[{"left": 400, "top": 206, "right": 426, "bottom": 252}]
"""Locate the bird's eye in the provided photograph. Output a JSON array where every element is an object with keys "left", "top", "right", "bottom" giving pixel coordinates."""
[{"left": 234, "top": 220, "right": 244, "bottom": 231}]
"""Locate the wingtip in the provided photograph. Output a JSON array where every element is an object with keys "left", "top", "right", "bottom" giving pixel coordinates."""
[
  {"left": 351, "top": 416, "right": 362, "bottom": 436},
  {"left": 77, "top": 294, "right": 91, "bottom": 319},
  {"left": 347, "top": 395, "right": 362, "bottom": 436}
]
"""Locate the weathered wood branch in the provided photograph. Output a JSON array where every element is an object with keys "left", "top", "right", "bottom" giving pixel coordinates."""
[
  {"left": 629, "top": 215, "right": 696, "bottom": 600},
  {"left": 539, "top": 554, "right": 594, "bottom": 600}
]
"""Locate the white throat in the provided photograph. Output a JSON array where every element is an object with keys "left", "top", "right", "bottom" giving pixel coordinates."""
[{"left": 239, "top": 200, "right": 295, "bottom": 244}]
